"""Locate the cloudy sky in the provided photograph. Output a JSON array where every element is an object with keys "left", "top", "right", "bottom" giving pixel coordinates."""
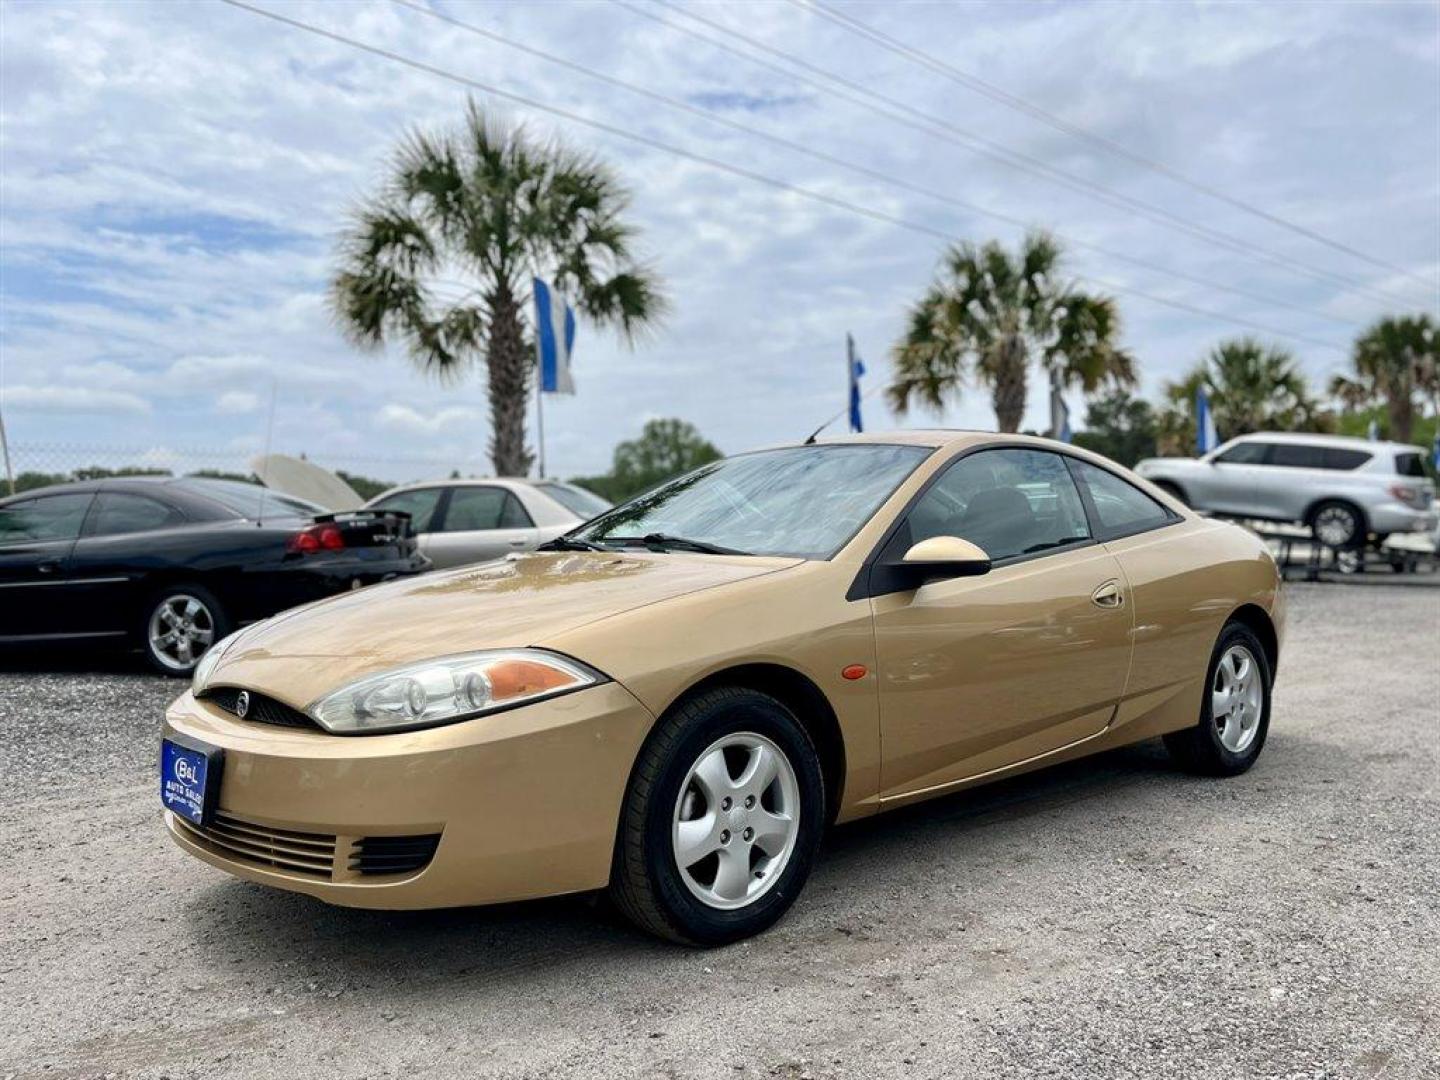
[{"left": 2, "top": 0, "right": 1437, "bottom": 482}]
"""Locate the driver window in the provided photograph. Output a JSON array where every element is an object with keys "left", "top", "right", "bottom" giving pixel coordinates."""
[{"left": 905, "top": 448, "right": 1090, "bottom": 562}]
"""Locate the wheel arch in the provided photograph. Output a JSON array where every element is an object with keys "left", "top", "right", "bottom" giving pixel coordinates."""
[
  {"left": 660, "top": 663, "right": 847, "bottom": 827},
  {"left": 1149, "top": 477, "right": 1189, "bottom": 505},
  {"left": 1227, "top": 603, "right": 1279, "bottom": 681}
]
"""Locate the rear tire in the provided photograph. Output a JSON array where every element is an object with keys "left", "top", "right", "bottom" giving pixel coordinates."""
[
  {"left": 609, "top": 687, "right": 825, "bottom": 946},
  {"left": 1309, "top": 500, "right": 1363, "bottom": 550},
  {"left": 142, "top": 584, "right": 230, "bottom": 677},
  {"left": 1164, "top": 621, "right": 1272, "bottom": 777}
]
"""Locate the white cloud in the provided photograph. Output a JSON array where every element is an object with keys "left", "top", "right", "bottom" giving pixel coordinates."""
[
  {"left": 375, "top": 403, "right": 483, "bottom": 437},
  {"left": 3, "top": 385, "right": 152, "bottom": 414},
  {"left": 215, "top": 390, "right": 261, "bottom": 414},
  {"left": 0, "top": 0, "right": 1435, "bottom": 480}
]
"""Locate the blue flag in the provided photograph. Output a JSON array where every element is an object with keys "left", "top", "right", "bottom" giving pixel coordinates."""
[
  {"left": 534, "top": 278, "right": 576, "bottom": 394},
  {"left": 1433, "top": 433, "right": 1439, "bottom": 470},
  {"left": 1196, "top": 386, "right": 1218, "bottom": 455},
  {"left": 848, "top": 334, "right": 865, "bottom": 433}
]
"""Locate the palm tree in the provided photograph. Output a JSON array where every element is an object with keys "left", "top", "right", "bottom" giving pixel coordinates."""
[
  {"left": 332, "top": 101, "right": 666, "bottom": 476},
  {"left": 1328, "top": 315, "right": 1437, "bottom": 443},
  {"left": 1160, "top": 337, "right": 1325, "bottom": 451},
  {"left": 888, "top": 232, "right": 1136, "bottom": 432}
]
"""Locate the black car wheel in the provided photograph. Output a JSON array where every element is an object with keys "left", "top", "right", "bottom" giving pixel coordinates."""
[
  {"left": 143, "top": 584, "right": 230, "bottom": 677},
  {"left": 609, "top": 687, "right": 825, "bottom": 946},
  {"left": 1163, "top": 621, "right": 1272, "bottom": 777}
]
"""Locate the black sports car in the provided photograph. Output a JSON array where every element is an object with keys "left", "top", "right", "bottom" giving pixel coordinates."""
[{"left": 0, "top": 476, "right": 429, "bottom": 674}]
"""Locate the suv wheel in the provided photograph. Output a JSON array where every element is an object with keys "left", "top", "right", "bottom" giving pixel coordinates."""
[{"left": 1310, "top": 500, "right": 1363, "bottom": 549}]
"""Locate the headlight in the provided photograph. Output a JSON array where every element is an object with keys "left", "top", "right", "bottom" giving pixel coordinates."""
[
  {"left": 306, "top": 649, "right": 603, "bottom": 734},
  {"left": 192, "top": 628, "right": 246, "bottom": 694}
]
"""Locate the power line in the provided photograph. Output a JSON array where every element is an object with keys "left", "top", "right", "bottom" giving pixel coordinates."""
[
  {"left": 792, "top": 0, "right": 1438, "bottom": 295},
  {"left": 393, "top": 0, "right": 1354, "bottom": 330},
  {"left": 215, "top": 0, "right": 1348, "bottom": 354},
  {"left": 635, "top": 0, "right": 1419, "bottom": 311}
]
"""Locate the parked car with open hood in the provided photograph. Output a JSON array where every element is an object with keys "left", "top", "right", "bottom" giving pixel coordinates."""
[
  {"left": 0, "top": 477, "right": 428, "bottom": 674},
  {"left": 364, "top": 478, "right": 611, "bottom": 568},
  {"left": 1134, "top": 432, "right": 1437, "bottom": 549},
  {"left": 162, "top": 432, "right": 1284, "bottom": 944}
]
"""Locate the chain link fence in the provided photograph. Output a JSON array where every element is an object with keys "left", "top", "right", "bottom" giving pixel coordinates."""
[{"left": 1, "top": 443, "right": 486, "bottom": 500}]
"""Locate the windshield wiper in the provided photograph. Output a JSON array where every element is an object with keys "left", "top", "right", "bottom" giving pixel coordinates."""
[
  {"left": 1022, "top": 536, "right": 1088, "bottom": 555},
  {"left": 537, "top": 535, "right": 608, "bottom": 552},
  {"left": 607, "top": 533, "right": 752, "bottom": 556}
]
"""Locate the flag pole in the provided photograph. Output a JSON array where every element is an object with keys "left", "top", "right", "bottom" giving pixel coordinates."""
[
  {"left": 0, "top": 400, "right": 13, "bottom": 496},
  {"left": 535, "top": 359, "right": 546, "bottom": 479},
  {"left": 846, "top": 333, "right": 855, "bottom": 430}
]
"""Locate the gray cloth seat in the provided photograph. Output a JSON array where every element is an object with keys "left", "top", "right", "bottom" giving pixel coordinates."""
[{"left": 953, "top": 487, "right": 1036, "bottom": 559}]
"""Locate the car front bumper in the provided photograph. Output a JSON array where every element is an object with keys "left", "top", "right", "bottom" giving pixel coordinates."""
[{"left": 162, "top": 681, "right": 655, "bottom": 909}]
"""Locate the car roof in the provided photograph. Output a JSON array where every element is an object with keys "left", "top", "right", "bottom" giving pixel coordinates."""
[
  {"left": 794, "top": 429, "right": 1055, "bottom": 452},
  {"left": 372, "top": 477, "right": 541, "bottom": 496},
  {"left": 1228, "top": 431, "right": 1423, "bottom": 453}
]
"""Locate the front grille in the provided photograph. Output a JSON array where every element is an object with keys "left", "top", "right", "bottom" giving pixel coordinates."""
[
  {"left": 176, "top": 813, "right": 337, "bottom": 878},
  {"left": 203, "top": 687, "right": 317, "bottom": 730},
  {"left": 175, "top": 812, "right": 442, "bottom": 881},
  {"left": 350, "top": 834, "right": 442, "bottom": 876}
]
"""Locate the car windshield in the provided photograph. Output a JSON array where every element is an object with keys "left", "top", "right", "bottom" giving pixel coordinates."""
[
  {"left": 573, "top": 443, "right": 932, "bottom": 559},
  {"left": 534, "top": 481, "right": 612, "bottom": 519},
  {"left": 172, "top": 477, "right": 322, "bottom": 520}
]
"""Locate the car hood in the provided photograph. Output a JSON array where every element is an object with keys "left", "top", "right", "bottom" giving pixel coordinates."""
[{"left": 206, "top": 550, "right": 802, "bottom": 705}]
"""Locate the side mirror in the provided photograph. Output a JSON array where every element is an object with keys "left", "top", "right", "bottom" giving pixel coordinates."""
[{"left": 893, "top": 535, "right": 991, "bottom": 582}]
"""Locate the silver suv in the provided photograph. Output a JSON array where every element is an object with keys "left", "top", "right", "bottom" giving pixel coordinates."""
[{"left": 1135, "top": 432, "right": 1437, "bottom": 549}]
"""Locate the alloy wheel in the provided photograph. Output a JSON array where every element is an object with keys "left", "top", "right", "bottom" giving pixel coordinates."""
[
  {"left": 1212, "top": 644, "right": 1263, "bottom": 753},
  {"left": 148, "top": 594, "right": 216, "bottom": 672},
  {"left": 671, "top": 732, "right": 800, "bottom": 910},
  {"left": 1313, "top": 505, "right": 1358, "bottom": 548}
]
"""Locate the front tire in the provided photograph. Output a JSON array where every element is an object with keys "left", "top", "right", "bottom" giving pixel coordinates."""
[
  {"left": 609, "top": 687, "right": 825, "bottom": 946},
  {"left": 1164, "top": 622, "right": 1272, "bottom": 776},
  {"left": 142, "top": 584, "right": 230, "bottom": 677}
]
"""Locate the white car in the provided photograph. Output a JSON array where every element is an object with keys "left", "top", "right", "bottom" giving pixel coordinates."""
[
  {"left": 366, "top": 479, "right": 611, "bottom": 569},
  {"left": 1135, "top": 432, "right": 1437, "bottom": 549}
]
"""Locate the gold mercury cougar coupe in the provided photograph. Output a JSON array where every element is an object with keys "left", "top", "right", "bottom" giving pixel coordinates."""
[{"left": 162, "top": 432, "right": 1283, "bottom": 945}]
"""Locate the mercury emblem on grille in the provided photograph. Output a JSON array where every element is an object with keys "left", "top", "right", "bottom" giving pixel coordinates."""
[{"left": 235, "top": 691, "right": 251, "bottom": 719}]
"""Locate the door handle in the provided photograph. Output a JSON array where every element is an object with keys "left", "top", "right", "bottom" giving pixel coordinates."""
[
  {"left": 37, "top": 560, "right": 62, "bottom": 575},
  {"left": 1091, "top": 580, "right": 1124, "bottom": 608},
  {"left": 508, "top": 539, "right": 527, "bottom": 547}
]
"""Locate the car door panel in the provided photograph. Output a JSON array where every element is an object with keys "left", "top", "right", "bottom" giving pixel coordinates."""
[
  {"left": 1102, "top": 520, "right": 1270, "bottom": 740},
  {"left": 868, "top": 447, "right": 1134, "bottom": 801},
  {"left": 425, "top": 487, "right": 539, "bottom": 568},
  {"left": 872, "top": 544, "right": 1133, "bottom": 798},
  {"left": 0, "top": 493, "right": 95, "bottom": 639}
]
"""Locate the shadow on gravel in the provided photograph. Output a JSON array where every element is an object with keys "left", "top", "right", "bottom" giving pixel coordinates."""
[{"left": 176, "top": 738, "right": 1186, "bottom": 997}]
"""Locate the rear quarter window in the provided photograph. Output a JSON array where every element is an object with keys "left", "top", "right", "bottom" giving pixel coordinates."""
[{"left": 1394, "top": 452, "right": 1429, "bottom": 478}]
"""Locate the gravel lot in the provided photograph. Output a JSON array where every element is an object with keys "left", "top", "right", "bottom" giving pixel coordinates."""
[{"left": 2, "top": 582, "right": 1436, "bottom": 1079}]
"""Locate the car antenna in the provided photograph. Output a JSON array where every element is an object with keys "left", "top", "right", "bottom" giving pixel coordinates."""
[
  {"left": 256, "top": 378, "right": 278, "bottom": 526},
  {"left": 803, "top": 382, "right": 886, "bottom": 444}
]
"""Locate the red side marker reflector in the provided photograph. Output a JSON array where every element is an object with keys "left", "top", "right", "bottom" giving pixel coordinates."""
[{"left": 841, "top": 664, "right": 868, "bottom": 681}]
